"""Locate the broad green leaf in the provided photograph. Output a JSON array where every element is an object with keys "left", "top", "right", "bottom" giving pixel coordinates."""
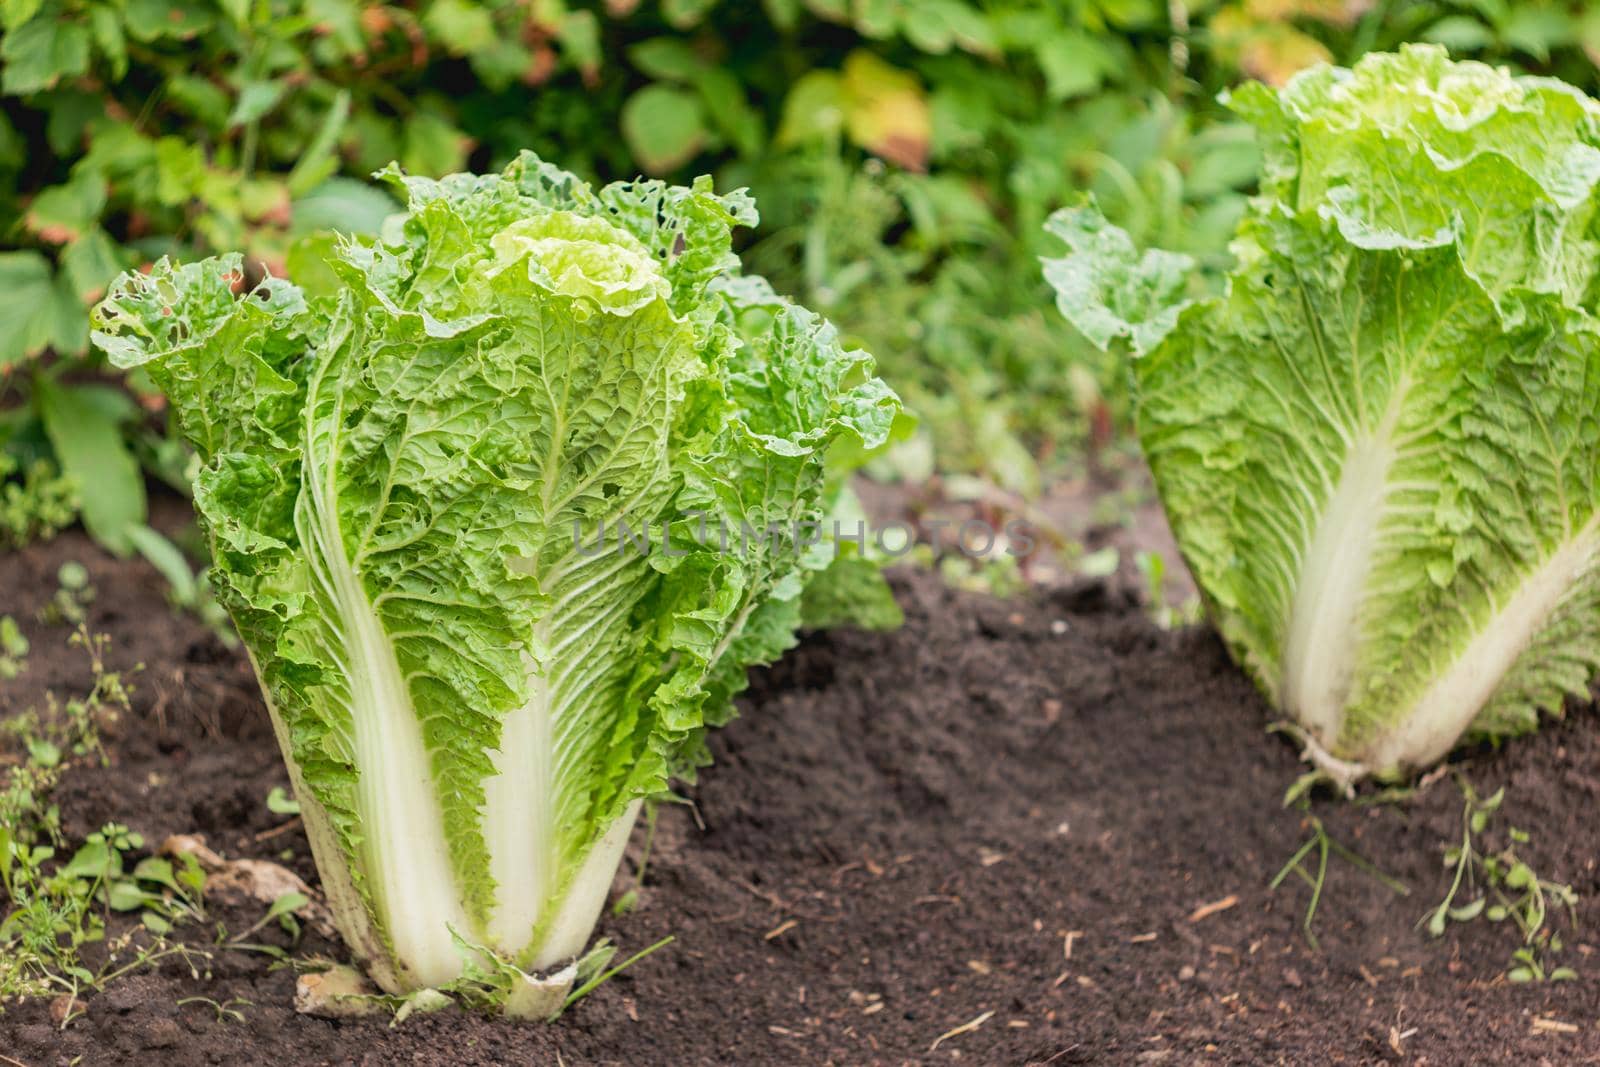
[
  {"left": 775, "top": 70, "right": 845, "bottom": 148},
  {"left": 0, "top": 254, "right": 83, "bottom": 364},
  {"left": 36, "top": 377, "right": 147, "bottom": 555},
  {"left": 401, "top": 111, "right": 471, "bottom": 177},
  {"left": 26, "top": 171, "right": 107, "bottom": 245},
  {"left": 1034, "top": 31, "right": 1113, "bottom": 101},
  {"left": 627, "top": 38, "right": 702, "bottom": 82},
  {"left": 287, "top": 90, "right": 352, "bottom": 197},
  {"left": 126, "top": 524, "right": 198, "bottom": 605},
  {"left": 1, "top": 16, "right": 89, "bottom": 95},
  {"left": 0, "top": 0, "right": 45, "bottom": 31},
  {"left": 60, "top": 230, "right": 126, "bottom": 302},
  {"left": 840, "top": 50, "right": 930, "bottom": 171},
  {"left": 662, "top": 0, "right": 717, "bottom": 29},
  {"left": 227, "top": 79, "right": 287, "bottom": 128},
  {"left": 88, "top": 6, "right": 127, "bottom": 78},
  {"left": 556, "top": 10, "right": 600, "bottom": 78},
  {"left": 621, "top": 85, "right": 707, "bottom": 174},
  {"left": 695, "top": 68, "right": 764, "bottom": 158},
  {"left": 291, "top": 177, "right": 396, "bottom": 235},
  {"left": 123, "top": 0, "right": 214, "bottom": 41},
  {"left": 424, "top": 0, "right": 495, "bottom": 55}
]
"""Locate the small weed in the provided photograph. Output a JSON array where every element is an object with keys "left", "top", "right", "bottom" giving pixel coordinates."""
[
  {"left": 0, "top": 629, "right": 207, "bottom": 1011},
  {"left": 612, "top": 803, "right": 659, "bottom": 917},
  {"left": 1270, "top": 810, "right": 1409, "bottom": 951},
  {"left": 177, "top": 995, "right": 250, "bottom": 1023},
  {"left": 0, "top": 456, "right": 79, "bottom": 550},
  {"left": 41, "top": 562, "right": 95, "bottom": 626},
  {"left": 264, "top": 786, "right": 300, "bottom": 816},
  {"left": 0, "top": 616, "right": 28, "bottom": 680},
  {"left": 1133, "top": 550, "right": 1202, "bottom": 630},
  {"left": 559, "top": 935, "right": 675, "bottom": 1016},
  {"left": 1420, "top": 780, "right": 1578, "bottom": 982}
]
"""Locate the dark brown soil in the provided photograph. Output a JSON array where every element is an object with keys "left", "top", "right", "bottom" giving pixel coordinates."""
[{"left": 4, "top": 508, "right": 1600, "bottom": 1066}]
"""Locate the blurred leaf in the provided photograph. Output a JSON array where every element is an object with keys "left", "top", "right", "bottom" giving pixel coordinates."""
[
  {"left": 804, "top": 0, "right": 849, "bottom": 21},
  {"left": 36, "top": 377, "right": 146, "bottom": 555},
  {"left": 287, "top": 89, "right": 351, "bottom": 197},
  {"left": 621, "top": 84, "right": 706, "bottom": 173},
  {"left": 1, "top": 16, "right": 90, "bottom": 95},
  {"left": 852, "top": 0, "right": 896, "bottom": 38},
  {"left": 1035, "top": 31, "right": 1115, "bottom": 101},
  {"left": 123, "top": 0, "right": 214, "bottom": 41},
  {"left": 776, "top": 70, "right": 845, "bottom": 147},
  {"left": 88, "top": 5, "right": 127, "bottom": 76},
  {"left": 228, "top": 79, "right": 287, "bottom": 128},
  {"left": 60, "top": 229, "right": 126, "bottom": 302},
  {"left": 0, "top": 253, "right": 82, "bottom": 365},
  {"left": 291, "top": 176, "right": 396, "bottom": 235},
  {"left": 762, "top": 0, "right": 800, "bottom": 30},
  {"left": 43, "top": 90, "right": 102, "bottom": 156},
  {"left": 628, "top": 37, "right": 702, "bottom": 81},
  {"left": 557, "top": 10, "right": 601, "bottom": 79},
  {"left": 841, "top": 50, "right": 930, "bottom": 171},
  {"left": 166, "top": 74, "right": 231, "bottom": 128},
  {"left": 25, "top": 170, "right": 106, "bottom": 243},
  {"left": 1213, "top": 8, "right": 1333, "bottom": 87},
  {"left": 695, "top": 67, "right": 763, "bottom": 157},
  {"left": 1, "top": 0, "right": 46, "bottom": 31},
  {"left": 903, "top": 0, "right": 998, "bottom": 56},
  {"left": 401, "top": 112, "right": 472, "bottom": 177},
  {"left": 663, "top": 0, "right": 718, "bottom": 29},
  {"left": 1420, "top": 15, "right": 1496, "bottom": 51},
  {"left": 126, "top": 524, "right": 198, "bottom": 605},
  {"left": 425, "top": 0, "right": 495, "bottom": 54},
  {"left": 1502, "top": 7, "right": 1575, "bottom": 61}
]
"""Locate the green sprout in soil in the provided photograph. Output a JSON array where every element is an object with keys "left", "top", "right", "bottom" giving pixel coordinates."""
[
  {"left": 1270, "top": 810, "right": 1409, "bottom": 951},
  {"left": 1420, "top": 780, "right": 1578, "bottom": 983},
  {"left": 612, "top": 802, "right": 660, "bottom": 918},
  {"left": 0, "top": 629, "right": 210, "bottom": 1012},
  {"left": 1132, "top": 550, "right": 1202, "bottom": 631},
  {"left": 177, "top": 995, "right": 250, "bottom": 1024},
  {"left": 264, "top": 786, "right": 301, "bottom": 817}
]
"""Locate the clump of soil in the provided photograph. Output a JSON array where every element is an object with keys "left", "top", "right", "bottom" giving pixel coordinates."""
[{"left": 3, "top": 515, "right": 1599, "bottom": 1065}]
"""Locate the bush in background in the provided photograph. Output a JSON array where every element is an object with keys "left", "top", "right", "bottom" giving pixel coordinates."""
[{"left": 4, "top": 0, "right": 1600, "bottom": 550}]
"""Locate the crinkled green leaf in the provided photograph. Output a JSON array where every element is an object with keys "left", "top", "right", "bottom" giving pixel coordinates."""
[
  {"left": 36, "top": 377, "right": 146, "bottom": 555},
  {"left": 1042, "top": 199, "right": 1193, "bottom": 354},
  {"left": 1228, "top": 45, "right": 1600, "bottom": 316}
]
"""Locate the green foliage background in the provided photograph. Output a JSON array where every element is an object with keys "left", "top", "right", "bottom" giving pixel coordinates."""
[{"left": 4, "top": 0, "right": 1600, "bottom": 549}]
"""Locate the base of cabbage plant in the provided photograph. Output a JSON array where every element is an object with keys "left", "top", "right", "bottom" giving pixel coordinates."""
[
  {"left": 1271, "top": 721, "right": 1368, "bottom": 797},
  {"left": 291, "top": 960, "right": 578, "bottom": 1022}
]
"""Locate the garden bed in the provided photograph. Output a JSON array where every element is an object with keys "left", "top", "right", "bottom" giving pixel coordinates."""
[{"left": 3, "top": 508, "right": 1599, "bottom": 1065}]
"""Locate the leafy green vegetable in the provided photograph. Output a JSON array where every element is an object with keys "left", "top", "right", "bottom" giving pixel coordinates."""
[
  {"left": 1046, "top": 46, "right": 1600, "bottom": 785},
  {"left": 91, "top": 153, "right": 900, "bottom": 1000}
]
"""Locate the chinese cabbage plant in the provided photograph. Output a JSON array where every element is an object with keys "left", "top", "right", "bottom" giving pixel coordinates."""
[
  {"left": 1046, "top": 46, "right": 1600, "bottom": 786},
  {"left": 91, "top": 155, "right": 901, "bottom": 1002}
]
